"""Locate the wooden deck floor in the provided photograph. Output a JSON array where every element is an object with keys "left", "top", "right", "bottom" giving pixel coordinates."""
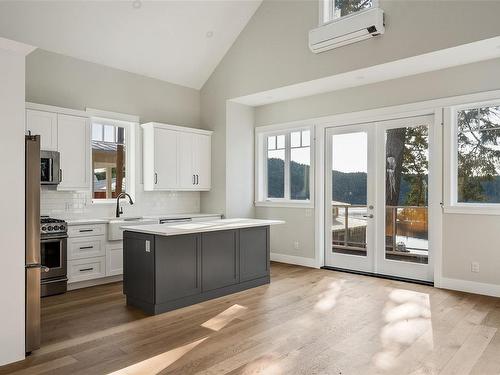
[{"left": 1, "top": 262, "right": 500, "bottom": 374}]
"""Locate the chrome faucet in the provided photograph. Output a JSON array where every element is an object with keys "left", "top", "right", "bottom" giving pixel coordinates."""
[{"left": 116, "top": 192, "right": 134, "bottom": 218}]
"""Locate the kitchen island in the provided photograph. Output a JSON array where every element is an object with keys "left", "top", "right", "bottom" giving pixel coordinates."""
[{"left": 123, "top": 218, "right": 284, "bottom": 314}]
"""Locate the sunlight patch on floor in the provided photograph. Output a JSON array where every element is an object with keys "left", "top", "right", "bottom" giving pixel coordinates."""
[
  {"left": 201, "top": 304, "right": 248, "bottom": 331},
  {"left": 372, "top": 288, "right": 433, "bottom": 371},
  {"left": 314, "top": 280, "right": 345, "bottom": 312},
  {"left": 237, "top": 353, "right": 283, "bottom": 375},
  {"left": 106, "top": 337, "right": 208, "bottom": 375}
]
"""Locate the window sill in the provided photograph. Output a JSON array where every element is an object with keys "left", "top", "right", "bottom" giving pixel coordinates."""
[
  {"left": 255, "top": 201, "right": 314, "bottom": 209},
  {"left": 443, "top": 205, "right": 500, "bottom": 216}
]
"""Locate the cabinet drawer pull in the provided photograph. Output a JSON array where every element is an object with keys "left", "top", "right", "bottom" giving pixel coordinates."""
[
  {"left": 79, "top": 246, "right": 94, "bottom": 250},
  {"left": 154, "top": 172, "right": 158, "bottom": 184},
  {"left": 79, "top": 229, "right": 94, "bottom": 233},
  {"left": 79, "top": 267, "right": 94, "bottom": 272}
]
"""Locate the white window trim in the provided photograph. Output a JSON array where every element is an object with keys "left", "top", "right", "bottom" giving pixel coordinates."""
[
  {"left": 255, "top": 126, "right": 314, "bottom": 208},
  {"left": 90, "top": 116, "right": 137, "bottom": 205},
  {"left": 318, "top": 0, "right": 379, "bottom": 26},
  {"left": 443, "top": 98, "right": 500, "bottom": 215}
]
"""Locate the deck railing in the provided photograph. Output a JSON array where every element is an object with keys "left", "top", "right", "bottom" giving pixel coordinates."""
[{"left": 331, "top": 204, "right": 428, "bottom": 258}]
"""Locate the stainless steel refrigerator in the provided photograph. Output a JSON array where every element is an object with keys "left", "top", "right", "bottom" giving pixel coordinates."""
[{"left": 25, "top": 134, "right": 41, "bottom": 354}]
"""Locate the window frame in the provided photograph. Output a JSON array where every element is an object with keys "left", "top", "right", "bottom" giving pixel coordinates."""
[
  {"left": 319, "top": 0, "right": 379, "bottom": 26},
  {"left": 90, "top": 116, "right": 136, "bottom": 205},
  {"left": 444, "top": 99, "right": 500, "bottom": 215},
  {"left": 255, "top": 126, "right": 314, "bottom": 208}
]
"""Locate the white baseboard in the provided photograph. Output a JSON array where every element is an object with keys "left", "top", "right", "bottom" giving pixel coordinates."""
[
  {"left": 270, "top": 252, "right": 318, "bottom": 268},
  {"left": 438, "top": 277, "right": 500, "bottom": 298},
  {"left": 68, "top": 274, "right": 123, "bottom": 291}
]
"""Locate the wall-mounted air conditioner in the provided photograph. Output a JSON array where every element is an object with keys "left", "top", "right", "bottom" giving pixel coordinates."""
[{"left": 309, "top": 8, "right": 385, "bottom": 53}]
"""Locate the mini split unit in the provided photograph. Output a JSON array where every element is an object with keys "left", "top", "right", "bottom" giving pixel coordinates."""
[{"left": 309, "top": 8, "right": 385, "bottom": 53}]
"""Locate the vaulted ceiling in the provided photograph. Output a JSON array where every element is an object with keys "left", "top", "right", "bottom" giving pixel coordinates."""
[{"left": 0, "top": 1, "right": 262, "bottom": 89}]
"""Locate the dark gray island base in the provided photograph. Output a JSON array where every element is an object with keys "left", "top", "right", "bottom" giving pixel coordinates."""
[{"left": 123, "top": 226, "right": 270, "bottom": 315}]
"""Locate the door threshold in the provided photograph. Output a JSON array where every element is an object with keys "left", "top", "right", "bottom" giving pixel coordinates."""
[{"left": 321, "top": 266, "right": 434, "bottom": 286}]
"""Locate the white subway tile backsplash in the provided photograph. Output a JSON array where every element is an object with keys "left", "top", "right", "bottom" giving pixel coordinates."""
[{"left": 41, "top": 188, "right": 200, "bottom": 220}]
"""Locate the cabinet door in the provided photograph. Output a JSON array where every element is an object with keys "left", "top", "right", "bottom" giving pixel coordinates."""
[
  {"left": 239, "top": 226, "right": 270, "bottom": 282},
  {"left": 201, "top": 230, "right": 239, "bottom": 291},
  {"left": 154, "top": 128, "right": 178, "bottom": 189},
  {"left": 106, "top": 242, "right": 123, "bottom": 276},
  {"left": 178, "top": 132, "right": 195, "bottom": 189},
  {"left": 26, "top": 109, "right": 58, "bottom": 151},
  {"left": 57, "top": 114, "right": 90, "bottom": 190},
  {"left": 193, "top": 134, "right": 211, "bottom": 190},
  {"left": 155, "top": 234, "right": 201, "bottom": 302}
]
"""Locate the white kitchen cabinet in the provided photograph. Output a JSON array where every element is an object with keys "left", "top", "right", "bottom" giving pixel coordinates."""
[
  {"left": 68, "top": 257, "right": 106, "bottom": 283},
  {"left": 57, "top": 114, "right": 90, "bottom": 191},
  {"left": 153, "top": 128, "right": 178, "bottom": 189},
  {"left": 106, "top": 242, "right": 123, "bottom": 276},
  {"left": 26, "top": 109, "right": 58, "bottom": 151},
  {"left": 142, "top": 122, "right": 212, "bottom": 191}
]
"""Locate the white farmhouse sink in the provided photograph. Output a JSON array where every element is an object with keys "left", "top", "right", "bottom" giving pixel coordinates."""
[{"left": 108, "top": 217, "right": 158, "bottom": 241}]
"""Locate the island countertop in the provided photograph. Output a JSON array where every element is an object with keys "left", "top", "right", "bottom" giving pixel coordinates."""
[{"left": 123, "top": 218, "right": 284, "bottom": 236}]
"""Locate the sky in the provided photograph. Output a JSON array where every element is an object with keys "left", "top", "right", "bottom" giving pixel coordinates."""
[{"left": 332, "top": 132, "right": 367, "bottom": 173}]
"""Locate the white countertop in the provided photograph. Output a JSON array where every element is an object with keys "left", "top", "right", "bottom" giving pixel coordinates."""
[
  {"left": 66, "top": 213, "right": 222, "bottom": 226},
  {"left": 124, "top": 218, "right": 285, "bottom": 236}
]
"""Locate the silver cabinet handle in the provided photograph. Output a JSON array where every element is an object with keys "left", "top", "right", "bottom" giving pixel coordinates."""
[{"left": 154, "top": 172, "right": 158, "bottom": 184}]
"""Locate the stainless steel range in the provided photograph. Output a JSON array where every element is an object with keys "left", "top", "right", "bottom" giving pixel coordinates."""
[{"left": 40, "top": 216, "right": 68, "bottom": 297}]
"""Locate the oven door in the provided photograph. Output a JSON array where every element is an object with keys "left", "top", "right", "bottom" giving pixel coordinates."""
[
  {"left": 40, "top": 150, "right": 61, "bottom": 185},
  {"left": 41, "top": 236, "right": 67, "bottom": 280}
]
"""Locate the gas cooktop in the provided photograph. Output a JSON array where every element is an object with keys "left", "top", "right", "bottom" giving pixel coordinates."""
[{"left": 40, "top": 216, "right": 67, "bottom": 236}]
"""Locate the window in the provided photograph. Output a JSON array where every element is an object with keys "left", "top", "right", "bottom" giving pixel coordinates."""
[
  {"left": 91, "top": 121, "right": 128, "bottom": 200},
  {"left": 322, "top": 0, "right": 375, "bottom": 24},
  {"left": 455, "top": 104, "right": 500, "bottom": 204},
  {"left": 257, "top": 127, "right": 313, "bottom": 206}
]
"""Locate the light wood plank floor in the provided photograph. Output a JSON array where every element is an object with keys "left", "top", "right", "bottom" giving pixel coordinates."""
[{"left": 1, "top": 262, "right": 500, "bottom": 375}]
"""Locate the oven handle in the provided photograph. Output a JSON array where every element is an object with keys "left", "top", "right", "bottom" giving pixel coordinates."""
[
  {"left": 41, "top": 235, "right": 68, "bottom": 242},
  {"left": 25, "top": 264, "right": 50, "bottom": 272}
]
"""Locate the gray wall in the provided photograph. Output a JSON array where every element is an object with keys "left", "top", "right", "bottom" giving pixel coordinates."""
[
  {"left": 200, "top": 0, "right": 500, "bottom": 215},
  {"left": 200, "top": 0, "right": 500, "bottom": 289},
  {"left": 255, "top": 58, "right": 500, "bottom": 281},
  {"left": 26, "top": 49, "right": 200, "bottom": 127}
]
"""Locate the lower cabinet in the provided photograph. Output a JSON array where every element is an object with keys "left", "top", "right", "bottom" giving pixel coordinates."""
[
  {"left": 156, "top": 234, "right": 201, "bottom": 302},
  {"left": 124, "top": 226, "right": 271, "bottom": 315},
  {"left": 106, "top": 242, "right": 124, "bottom": 276},
  {"left": 68, "top": 257, "right": 106, "bottom": 283},
  {"left": 201, "top": 230, "right": 238, "bottom": 292}
]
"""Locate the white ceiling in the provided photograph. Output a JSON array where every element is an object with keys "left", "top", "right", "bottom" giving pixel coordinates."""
[{"left": 0, "top": 0, "right": 262, "bottom": 89}]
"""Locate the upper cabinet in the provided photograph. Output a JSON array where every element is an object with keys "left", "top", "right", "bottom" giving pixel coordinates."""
[
  {"left": 57, "top": 114, "right": 91, "bottom": 191},
  {"left": 26, "top": 109, "right": 58, "bottom": 151},
  {"left": 26, "top": 104, "right": 91, "bottom": 191},
  {"left": 142, "top": 122, "right": 212, "bottom": 191}
]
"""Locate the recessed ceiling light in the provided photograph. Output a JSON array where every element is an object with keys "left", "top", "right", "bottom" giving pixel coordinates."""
[
  {"left": 132, "top": 0, "right": 142, "bottom": 9},
  {"left": 206, "top": 31, "right": 214, "bottom": 38}
]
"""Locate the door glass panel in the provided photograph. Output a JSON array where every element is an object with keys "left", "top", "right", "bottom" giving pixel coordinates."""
[
  {"left": 331, "top": 132, "right": 368, "bottom": 256},
  {"left": 385, "top": 125, "right": 428, "bottom": 264}
]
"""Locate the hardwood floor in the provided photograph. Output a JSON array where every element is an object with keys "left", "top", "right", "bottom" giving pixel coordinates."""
[{"left": 1, "top": 262, "right": 500, "bottom": 374}]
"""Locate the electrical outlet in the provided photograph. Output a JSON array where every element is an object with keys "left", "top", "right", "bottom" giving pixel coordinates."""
[
  {"left": 471, "top": 262, "right": 480, "bottom": 273},
  {"left": 293, "top": 241, "right": 300, "bottom": 250}
]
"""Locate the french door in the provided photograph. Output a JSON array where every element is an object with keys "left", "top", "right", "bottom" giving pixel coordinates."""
[{"left": 325, "top": 115, "right": 434, "bottom": 282}]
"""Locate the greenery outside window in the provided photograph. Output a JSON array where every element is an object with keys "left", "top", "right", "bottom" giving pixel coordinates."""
[
  {"left": 455, "top": 104, "right": 500, "bottom": 204},
  {"left": 91, "top": 120, "right": 130, "bottom": 201},
  {"left": 256, "top": 127, "right": 313, "bottom": 206},
  {"left": 321, "top": 0, "right": 376, "bottom": 24}
]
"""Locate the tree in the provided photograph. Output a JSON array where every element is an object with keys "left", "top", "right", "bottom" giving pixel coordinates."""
[
  {"left": 457, "top": 107, "right": 500, "bottom": 202},
  {"left": 335, "top": 0, "right": 372, "bottom": 17}
]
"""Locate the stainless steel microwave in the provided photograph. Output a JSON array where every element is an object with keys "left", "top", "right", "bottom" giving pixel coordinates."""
[{"left": 40, "top": 150, "right": 61, "bottom": 185}]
